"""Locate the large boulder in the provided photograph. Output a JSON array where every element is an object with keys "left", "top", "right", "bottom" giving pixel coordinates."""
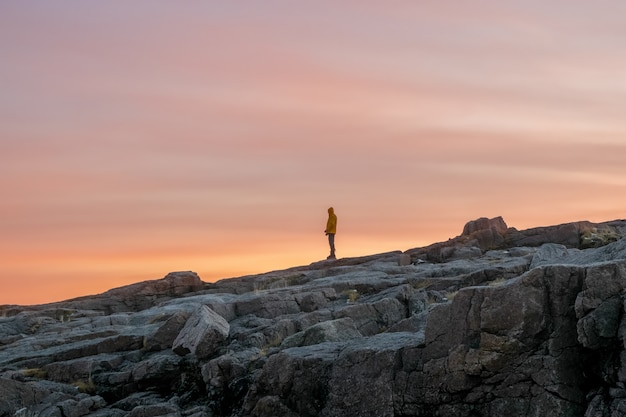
[
  {"left": 462, "top": 216, "right": 509, "bottom": 236},
  {"left": 458, "top": 216, "right": 509, "bottom": 251},
  {"left": 172, "top": 306, "right": 230, "bottom": 359},
  {"left": 144, "top": 310, "right": 192, "bottom": 352}
]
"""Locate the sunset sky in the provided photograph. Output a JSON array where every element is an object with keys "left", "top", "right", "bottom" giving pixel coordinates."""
[{"left": 2, "top": 1, "right": 626, "bottom": 305}]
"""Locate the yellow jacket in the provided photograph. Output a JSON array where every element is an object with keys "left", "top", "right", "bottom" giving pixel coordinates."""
[{"left": 325, "top": 207, "right": 337, "bottom": 234}]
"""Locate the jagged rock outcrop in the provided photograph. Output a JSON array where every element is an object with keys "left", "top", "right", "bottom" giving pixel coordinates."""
[
  {"left": 172, "top": 306, "right": 230, "bottom": 359},
  {"left": 407, "top": 216, "right": 626, "bottom": 263},
  {"left": 2, "top": 218, "right": 626, "bottom": 416}
]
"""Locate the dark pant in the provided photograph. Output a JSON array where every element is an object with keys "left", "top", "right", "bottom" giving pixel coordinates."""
[{"left": 328, "top": 233, "right": 336, "bottom": 257}]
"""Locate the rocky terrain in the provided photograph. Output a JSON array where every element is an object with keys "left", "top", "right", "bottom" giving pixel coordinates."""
[{"left": 3, "top": 217, "right": 626, "bottom": 417}]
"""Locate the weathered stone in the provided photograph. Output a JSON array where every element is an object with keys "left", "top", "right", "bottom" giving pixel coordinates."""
[
  {"left": 462, "top": 216, "right": 509, "bottom": 237},
  {"left": 234, "top": 292, "right": 301, "bottom": 319},
  {"left": 398, "top": 253, "right": 412, "bottom": 266},
  {"left": 172, "top": 306, "right": 229, "bottom": 359},
  {"left": 131, "top": 352, "right": 183, "bottom": 384},
  {"left": 441, "top": 245, "right": 483, "bottom": 261},
  {"left": 459, "top": 216, "right": 508, "bottom": 251},
  {"left": 577, "top": 296, "right": 622, "bottom": 349},
  {"left": 335, "top": 297, "right": 407, "bottom": 336},
  {"left": 294, "top": 290, "right": 332, "bottom": 313},
  {"left": 581, "top": 226, "right": 622, "bottom": 249},
  {"left": 201, "top": 349, "right": 259, "bottom": 415},
  {"left": 250, "top": 396, "right": 300, "bottom": 417},
  {"left": 43, "top": 354, "right": 123, "bottom": 384},
  {"left": 530, "top": 243, "right": 570, "bottom": 268},
  {"left": 243, "top": 343, "right": 343, "bottom": 417},
  {"left": 321, "top": 333, "right": 421, "bottom": 417},
  {"left": 144, "top": 310, "right": 192, "bottom": 352},
  {"left": 0, "top": 378, "right": 51, "bottom": 415},
  {"left": 280, "top": 318, "right": 362, "bottom": 348},
  {"left": 575, "top": 262, "right": 626, "bottom": 318}
]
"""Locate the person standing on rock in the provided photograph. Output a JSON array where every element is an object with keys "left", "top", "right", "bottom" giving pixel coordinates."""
[{"left": 325, "top": 207, "right": 337, "bottom": 260}]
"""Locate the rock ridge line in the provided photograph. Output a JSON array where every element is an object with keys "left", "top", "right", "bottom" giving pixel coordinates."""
[{"left": 2, "top": 216, "right": 626, "bottom": 417}]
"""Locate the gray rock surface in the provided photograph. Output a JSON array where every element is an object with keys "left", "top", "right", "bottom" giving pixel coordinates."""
[
  {"left": 172, "top": 306, "right": 229, "bottom": 359},
  {"left": 3, "top": 218, "right": 626, "bottom": 416}
]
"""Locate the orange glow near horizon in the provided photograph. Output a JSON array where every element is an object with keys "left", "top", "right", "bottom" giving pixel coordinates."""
[{"left": 2, "top": 1, "right": 626, "bottom": 305}]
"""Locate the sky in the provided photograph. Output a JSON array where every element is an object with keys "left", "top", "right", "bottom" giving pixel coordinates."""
[{"left": 2, "top": 1, "right": 626, "bottom": 305}]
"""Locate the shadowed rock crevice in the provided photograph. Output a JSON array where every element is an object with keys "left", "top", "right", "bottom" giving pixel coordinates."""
[{"left": 3, "top": 217, "right": 626, "bottom": 416}]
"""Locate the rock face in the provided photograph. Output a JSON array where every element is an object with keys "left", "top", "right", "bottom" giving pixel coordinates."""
[{"left": 3, "top": 218, "right": 626, "bottom": 416}]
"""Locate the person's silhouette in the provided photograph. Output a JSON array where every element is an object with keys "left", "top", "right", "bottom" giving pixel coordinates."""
[{"left": 325, "top": 207, "right": 337, "bottom": 259}]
